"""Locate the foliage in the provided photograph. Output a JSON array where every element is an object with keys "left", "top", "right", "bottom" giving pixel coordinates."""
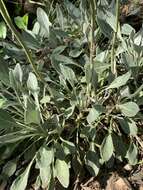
[{"left": 0, "top": 0, "right": 142, "bottom": 189}]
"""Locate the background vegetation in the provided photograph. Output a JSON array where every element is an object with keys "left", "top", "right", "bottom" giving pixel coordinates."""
[{"left": 0, "top": 0, "right": 142, "bottom": 189}]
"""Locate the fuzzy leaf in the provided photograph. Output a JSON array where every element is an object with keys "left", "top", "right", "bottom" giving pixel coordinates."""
[
  {"left": 0, "top": 109, "right": 17, "bottom": 129},
  {"left": 86, "top": 150, "right": 100, "bottom": 176},
  {"left": 37, "top": 8, "right": 52, "bottom": 36},
  {"left": 118, "top": 118, "right": 138, "bottom": 136},
  {"left": 36, "top": 146, "right": 54, "bottom": 188},
  {"left": 27, "top": 72, "right": 39, "bottom": 93},
  {"left": 118, "top": 102, "right": 139, "bottom": 117},
  {"left": 87, "top": 105, "right": 104, "bottom": 124},
  {"left": 55, "top": 159, "right": 69, "bottom": 188},
  {"left": 13, "top": 64, "right": 23, "bottom": 83},
  {"left": 10, "top": 159, "right": 34, "bottom": 190},
  {"left": 108, "top": 71, "right": 131, "bottom": 89},
  {"left": 2, "top": 160, "right": 17, "bottom": 177},
  {"left": 100, "top": 134, "right": 114, "bottom": 162},
  {"left": 126, "top": 143, "right": 138, "bottom": 165}
]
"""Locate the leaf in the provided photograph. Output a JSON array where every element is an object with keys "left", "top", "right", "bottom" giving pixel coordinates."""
[
  {"left": 27, "top": 72, "right": 39, "bottom": 93},
  {"left": 22, "top": 30, "right": 40, "bottom": 50},
  {"left": 54, "top": 54, "right": 75, "bottom": 65},
  {"left": 108, "top": 71, "right": 131, "bottom": 89},
  {"left": 121, "top": 24, "right": 134, "bottom": 35},
  {"left": 37, "top": 146, "right": 54, "bottom": 167},
  {"left": 40, "top": 96, "right": 51, "bottom": 104},
  {"left": 0, "top": 109, "right": 17, "bottom": 129},
  {"left": 56, "top": 4, "right": 64, "bottom": 30},
  {"left": 100, "top": 134, "right": 114, "bottom": 162},
  {"left": 120, "top": 86, "right": 130, "bottom": 98},
  {"left": 10, "top": 159, "right": 34, "bottom": 190},
  {"left": 97, "top": 3, "right": 121, "bottom": 39},
  {"left": 14, "top": 14, "right": 28, "bottom": 30},
  {"left": 2, "top": 160, "right": 17, "bottom": 177},
  {"left": 118, "top": 118, "right": 138, "bottom": 136},
  {"left": 0, "top": 57, "right": 9, "bottom": 85},
  {"left": 112, "top": 134, "right": 127, "bottom": 159},
  {"left": 117, "top": 102, "right": 139, "bottom": 117},
  {"left": 61, "top": 139, "right": 76, "bottom": 155},
  {"left": 37, "top": 8, "right": 52, "bottom": 37},
  {"left": 0, "top": 98, "right": 6, "bottom": 108},
  {"left": 55, "top": 159, "right": 69, "bottom": 188},
  {"left": 86, "top": 150, "right": 100, "bottom": 176},
  {"left": 126, "top": 143, "right": 138, "bottom": 165},
  {"left": 94, "top": 61, "right": 110, "bottom": 74},
  {"left": 0, "top": 21, "right": 7, "bottom": 39},
  {"left": 36, "top": 146, "right": 54, "bottom": 188},
  {"left": 69, "top": 48, "right": 82, "bottom": 58},
  {"left": 87, "top": 105, "right": 105, "bottom": 124},
  {"left": 13, "top": 63, "right": 23, "bottom": 83},
  {"left": 60, "top": 64, "right": 76, "bottom": 86},
  {"left": 0, "top": 132, "right": 31, "bottom": 144},
  {"left": 24, "top": 107, "right": 41, "bottom": 125},
  {"left": 80, "top": 127, "right": 96, "bottom": 141},
  {"left": 64, "top": 105, "right": 75, "bottom": 119},
  {"left": 52, "top": 45, "right": 66, "bottom": 55}
]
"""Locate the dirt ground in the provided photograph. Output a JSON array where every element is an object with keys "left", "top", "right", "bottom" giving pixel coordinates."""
[{"left": 80, "top": 167, "right": 143, "bottom": 190}]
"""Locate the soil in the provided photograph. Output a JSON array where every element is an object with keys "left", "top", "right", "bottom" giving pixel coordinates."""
[{"left": 80, "top": 169, "right": 143, "bottom": 190}]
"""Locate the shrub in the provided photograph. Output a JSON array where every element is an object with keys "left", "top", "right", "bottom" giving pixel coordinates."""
[{"left": 0, "top": 0, "right": 142, "bottom": 189}]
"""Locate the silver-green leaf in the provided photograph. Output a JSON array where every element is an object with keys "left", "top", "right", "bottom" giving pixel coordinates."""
[
  {"left": 55, "top": 159, "right": 69, "bottom": 188},
  {"left": 126, "top": 143, "right": 138, "bottom": 165},
  {"left": 10, "top": 159, "right": 34, "bottom": 190},
  {"left": 108, "top": 71, "right": 131, "bottom": 89},
  {"left": 100, "top": 134, "right": 114, "bottom": 162},
  {"left": 27, "top": 72, "right": 39, "bottom": 93},
  {"left": 117, "top": 102, "right": 139, "bottom": 117}
]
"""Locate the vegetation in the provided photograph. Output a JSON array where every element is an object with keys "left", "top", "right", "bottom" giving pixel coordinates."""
[{"left": 0, "top": 0, "right": 142, "bottom": 189}]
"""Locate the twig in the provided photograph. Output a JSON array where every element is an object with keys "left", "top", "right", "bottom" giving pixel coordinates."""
[{"left": 135, "top": 135, "right": 143, "bottom": 149}]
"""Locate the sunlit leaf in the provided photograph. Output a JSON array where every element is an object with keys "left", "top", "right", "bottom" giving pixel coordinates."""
[
  {"left": 55, "top": 159, "right": 69, "bottom": 188},
  {"left": 10, "top": 159, "right": 34, "bottom": 190},
  {"left": 100, "top": 134, "right": 114, "bottom": 162},
  {"left": 37, "top": 8, "right": 52, "bottom": 37},
  {"left": 126, "top": 143, "right": 138, "bottom": 165},
  {"left": 27, "top": 72, "right": 39, "bottom": 93},
  {"left": 108, "top": 71, "right": 131, "bottom": 89},
  {"left": 0, "top": 21, "right": 7, "bottom": 39},
  {"left": 36, "top": 146, "right": 54, "bottom": 188},
  {"left": 117, "top": 102, "right": 139, "bottom": 117}
]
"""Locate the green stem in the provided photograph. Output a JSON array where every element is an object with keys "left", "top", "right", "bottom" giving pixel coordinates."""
[
  {"left": 111, "top": 0, "right": 120, "bottom": 76},
  {"left": 90, "top": 0, "right": 96, "bottom": 66},
  {"left": 87, "top": 0, "right": 96, "bottom": 96},
  {"left": 0, "top": 0, "right": 44, "bottom": 82}
]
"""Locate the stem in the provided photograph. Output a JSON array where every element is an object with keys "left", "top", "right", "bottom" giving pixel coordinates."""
[
  {"left": 0, "top": 0, "right": 44, "bottom": 82},
  {"left": 87, "top": 0, "right": 96, "bottom": 96},
  {"left": 111, "top": 0, "right": 120, "bottom": 76},
  {"left": 90, "top": 0, "right": 96, "bottom": 66}
]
